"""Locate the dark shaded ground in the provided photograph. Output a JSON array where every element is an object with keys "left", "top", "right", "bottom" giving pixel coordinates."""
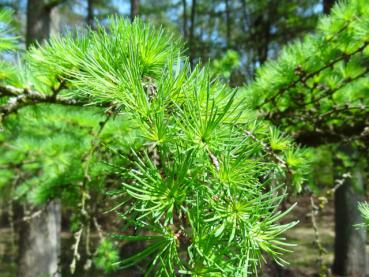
[{"left": 0, "top": 195, "right": 368, "bottom": 276}]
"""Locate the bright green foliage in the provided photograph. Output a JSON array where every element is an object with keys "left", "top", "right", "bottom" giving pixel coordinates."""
[
  {"left": 210, "top": 50, "right": 240, "bottom": 82},
  {"left": 0, "top": 16, "right": 309, "bottom": 275},
  {"left": 245, "top": 0, "right": 369, "bottom": 147},
  {"left": 0, "top": 106, "right": 136, "bottom": 204},
  {"left": 93, "top": 238, "right": 120, "bottom": 273},
  {"left": 0, "top": 9, "right": 15, "bottom": 80},
  {"left": 0, "top": 9, "right": 14, "bottom": 51},
  {"left": 0, "top": 10, "right": 137, "bottom": 272},
  {"left": 307, "top": 146, "right": 334, "bottom": 193}
]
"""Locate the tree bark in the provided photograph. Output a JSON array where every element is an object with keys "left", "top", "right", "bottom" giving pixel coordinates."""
[
  {"left": 18, "top": 201, "right": 61, "bottom": 277},
  {"left": 224, "top": 0, "right": 231, "bottom": 48},
  {"left": 18, "top": 2, "right": 63, "bottom": 276},
  {"left": 240, "top": 0, "right": 249, "bottom": 33},
  {"left": 26, "top": 0, "right": 51, "bottom": 47},
  {"left": 182, "top": 0, "right": 188, "bottom": 39},
  {"left": 130, "top": 0, "right": 139, "bottom": 22},
  {"left": 189, "top": 0, "right": 197, "bottom": 68},
  {"left": 323, "top": 0, "right": 336, "bottom": 14},
  {"left": 87, "top": 0, "right": 94, "bottom": 27},
  {"left": 258, "top": 19, "right": 271, "bottom": 65},
  {"left": 254, "top": 1, "right": 276, "bottom": 66},
  {"left": 332, "top": 147, "right": 367, "bottom": 276}
]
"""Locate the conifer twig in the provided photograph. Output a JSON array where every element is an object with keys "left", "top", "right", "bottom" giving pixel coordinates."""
[
  {"left": 257, "top": 41, "right": 369, "bottom": 109},
  {"left": 70, "top": 110, "right": 114, "bottom": 272},
  {"left": 0, "top": 84, "right": 86, "bottom": 121},
  {"left": 309, "top": 196, "right": 327, "bottom": 273},
  {"left": 70, "top": 228, "right": 84, "bottom": 274},
  {"left": 243, "top": 128, "right": 288, "bottom": 168}
]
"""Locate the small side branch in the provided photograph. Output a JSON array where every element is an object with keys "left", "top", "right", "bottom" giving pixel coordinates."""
[
  {"left": 0, "top": 84, "right": 86, "bottom": 121},
  {"left": 70, "top": 228, "right": 84, "bottom": 274},
  {"left": 244, "top": 129, "right": 288, "bottom": 168}
]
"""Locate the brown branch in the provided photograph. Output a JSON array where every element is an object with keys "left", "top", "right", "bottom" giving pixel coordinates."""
[
  {"left": 208, "top": 150, "right": 220, "bottom": 171},
  {"left": 0, "top": 84, "right": 23, "bottom": 97},
  {"left": 244, "top": 128, "right": 288, "bottom": 168},
  {"left": 242, "top": 127, "right": 294, "bottom": 185},
  {"left": 294, "top": 122, "right": 369, "bottom": 147},
  {"left": 273, "top": 103, "right": 369, "bottom": 137},
  {"left": 93, "top": 217, "right": 104, "bottom": 240},
  {"left": 309, "top": 196, "right": 327, "bottom": 274},
  {"left": 317, "top": 105, "right": 369, "bottom": 120},
  {"left": 67, "top": 112, "right": 115, "bottom": 274},
  {"left": 0, "top": 84, "right": 87, "bottom": 121},
  {"left": 301, "top": 68, "right": 369, "bottom": 108},
  {"left": 70, "top": 228, "right": 84, "bottom": 274},
  {"left": 257, "top": 41, "right": 369, "bottom": 109},
  {"left": 82, "top": 110, "right": 113, "bottom": 182}
]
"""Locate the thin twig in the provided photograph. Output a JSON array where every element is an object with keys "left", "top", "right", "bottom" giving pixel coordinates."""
[
  {"left": 70, "top": 228, "right": 84, "bottom": 274},
  {"left": 309, "top": 196, "right": 327, "bottom": 272}
]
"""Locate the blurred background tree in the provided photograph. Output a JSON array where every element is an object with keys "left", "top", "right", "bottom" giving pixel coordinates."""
[
  {"left": 1, "top": 0, "right": 322, "bottom": 75},
  {"left": 245, "top": 1, "right": 369, "bottom": 275}
]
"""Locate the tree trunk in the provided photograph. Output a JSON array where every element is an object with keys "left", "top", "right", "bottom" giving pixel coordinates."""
[
  {"left": 182, "top": 0, "right": 187, "bottom": 39},
  {"left": 323, "top": 0, "right": 336, "bottom": 14},
  {"left": 189, "top": 0, "right": 197, "bottom": 68},
  {"left": 258, "top": 20, "right": 271, "bottom": 65},
  {"left": 332, "top": 147, "right": 367, "bottom": 276},
  {"left": 130, "top": 0, "right": 139, "bottom": 22},
  {"left": 26, "top": 0, "right": 63, "bottom": 47},
  {"left": 225, "top": 0, "right": 231, "bottom": 48},
  {"left": 26, "top": 0, "right": 51, "bottom": 47},
  {"left": 255, "top": 1, "right": 276, "bottom": 66},
  {"left": 18, "top": 2, "right": 63, "bottom": 276},
  {"left": 240, "top": 0, "right": 249, "bottom": 33},
  {"left": 18, "top": 201, "right": 61, "bottom": 277},
  {"left": 87, "top": 0, "right": 94, "bottom": 27}
]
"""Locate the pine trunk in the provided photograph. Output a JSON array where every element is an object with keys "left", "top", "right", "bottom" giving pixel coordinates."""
[
  {"left": 18, "top": 1, "right": 63, "bottom": 276},
  {"left": 182, "top": 0, "right": 187, "bottom": 39},
  {"left": 323, "top": 0, "right": 336, "bottom": 14},
  {"left": 26, "top": 0, "right": 51, "bottom": 47},
  {"left": 332, "top": 147, "right": 367, "bottom": 276},
  {"left": 87, "top": 0, "right": 94, "bottom": 27},
  {"left": 189, "top": 0, "right": 197, "bottom": 68},
  {"left": 130, "top": 0, "right": 139, "bottom": 22},
  {"left": 18, "top": 201, "right": 61, "bottom": 277},
  {"left": 225, "top": 0, "right": 231, "bottom": 48}
]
